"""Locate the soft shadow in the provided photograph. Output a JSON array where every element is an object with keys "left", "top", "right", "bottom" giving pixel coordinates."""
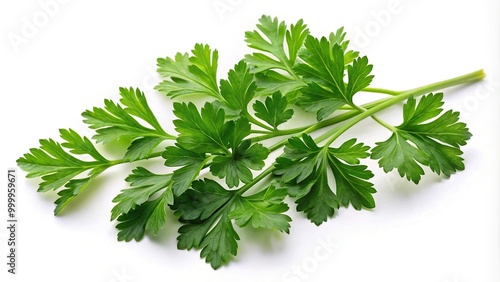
[
  {"left": 54, "top": 173, "right": 113, "bottom": 216},
  {"left": 236, "top": 225, "right": 288, "bottom": 255},
  {"left": 374, "top": 165, "right": 445, "bottom": 199},
  {"left": 146, "top": 208, "right": 180, "bottom": 245}
]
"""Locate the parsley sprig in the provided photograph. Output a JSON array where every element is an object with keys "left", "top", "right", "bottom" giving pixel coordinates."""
[{"left": 17, "top": 15, "right": 484, "bottom": 269}]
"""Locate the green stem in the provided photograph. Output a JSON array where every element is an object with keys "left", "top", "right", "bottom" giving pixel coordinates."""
[
  {"left": 107, "top": 151, "right": 164, "bottom": 166},
  {"left": 251, "top": 94, "right": 404, "bottom": 144},
  {"left": 236, "top": 165, "right": 276, "bottom": 196},
  {"left": 247, "top": 114, "right": 274, "bottom": 132},
  {"left": 251, "top": 129, "right": 272, "bottom": 134},
  {"left": 370, "top": 114, "right": 397, "bottom": 132},
  {"left": 352, "top": 103, "right": 396, "bottom": 132},
  {"left": 319, "top": 69, "right": 486, "bottom": 146},
  {"left": 251, "top": 109, "right": 362, "bottom": 143},
  {"left": 362, "top": 87, "right": 402, "bottom": 96}
]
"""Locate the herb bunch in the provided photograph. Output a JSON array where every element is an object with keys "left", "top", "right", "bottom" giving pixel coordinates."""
[{"left": 17, "top": 16, "right": 484, "bottom": 269}]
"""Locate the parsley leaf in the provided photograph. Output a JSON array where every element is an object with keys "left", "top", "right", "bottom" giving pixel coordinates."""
[
  {"left": 297, "top": 82, "right": 346, "bottom": 122},
  {"left": 371, "top": 93, "right": 472, "bottom": 183},
  {"left": 17, "top": 129, "right": 110, "bottom": 214},
  {"left": 54, "top": 166, "right": 106, "bottom": 215},
  {"left": 253, "top": 71, "right": 306, "bottom": 101},
  {"left": 210, "top": 140, "right": 269, "bottom": 188},
  {"left": 162, "top": 145, "right": 207, "bottom": 196},
  {"left": 220, "top": 60, "right": 257, "bottom": 113},
  {"left": 245, "top": 15, "right": 308, "bottom": 73},
  {"left": 174, "top": 179, "right": 238, "bottom": 269},
  {"left": 198, "top": 216, "right": 239, "bottom": 269},
  {"left": 116, "top": 189, "right": 171, "bottom": 242},
  {"left": 82, "top": 87, "right": 172, "bottom": 161},
  {"left": 245, "top": 15, "right": 309, "bottom": 97},
  {"left": 155, "top": 43, "right": 220, "bottom": 99},
  {"left": 173, "top": 102, "right": 232, "bottom": 153},
  {"left": 328, "top": 140, "right": 376, "bottom": 209},
  {"left": 252, "top": 91, "right": 294, "bottom": 129},
  {"left": 328, "top": 27, "right": 359, "bottom": 65},
  {"left": 171, "top": 102, "right": 269, "bottom": 188},
  {"left": 275, "top": 134, "right": 375, "bottom": 225},
  {"left": 230, "top": 185, "right": 291, "bottom": 233},
  {"left": 111, "top": 167, "right": 173, "bottom": 221},
  {"left": 295, "top": 36, "right": 374, "bottom": 120},
  {"left": 59, "top": 128, "right": 108, "bottom": 162}
]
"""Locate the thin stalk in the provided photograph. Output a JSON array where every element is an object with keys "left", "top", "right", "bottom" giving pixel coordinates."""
[
  {"left": 351, "top": 104, "right": 396, "bottom": 132},
  {"left": 250, "top": 109, "right": 362, "bottom": 143},
  {"left": 362, "top": 87, "right": 402, "bottom": 96},
  {"left": 370, "top": 114, "right": 397, "bottom": 132},
  {"left": 251, "top": 93, "right": 407, "bottom": 143},
  {"left": 251, "top": 96, "right": 400, "bottom": 143},
  {"left": 247, "top": 114, "right": 274, "bottom": 132},
  {"left": 107, "top": 151, "right": 164, "bottom": 166},
  {"left": 319, "top": 69, "right": 486, "bottom": 146},
  {"left": 236, "top": 165, "right": 275, "bottom": 196}
]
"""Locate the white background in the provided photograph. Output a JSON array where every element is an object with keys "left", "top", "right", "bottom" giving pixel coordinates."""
[{"left": 1, "top": 0, "right": 499, "bottom": 281}]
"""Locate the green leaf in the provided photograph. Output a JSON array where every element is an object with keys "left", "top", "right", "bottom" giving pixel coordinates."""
[
  {"left": 212, "top": 100, "right": 243, "bottom": 121},
  {"left": 328, "top": 146, "right": 376, "bottom": 209},
  {"left": 199, "top": 217, "right": 239, "bottom": 269},
  {"left": 173, "top": 102, "right": 233, "bottom": 153},
  {"left": 296, "top": 82, "right": 345, "bottom": 121},
  {"left": 286, "top": 18, "right": 310, "bottom": 66},
  {"left": 174, "top": 179, "right": 239, "bottom": 269},
  {"left": 155, "top": 43, "right": 220, "bottom": 99},
  {"left": 245, "top": 16, "right": 309, "bottom": 97},
  {"left": 253, "top": 91, "right": 294, "bottom": 129},
  {"left": 328, "top": 27, "right": 359, "bottom": 65},
  {"left": 288, "top": 171, "right": 339, "bottom": 226},
  {"left": 17, "top": 129, "right": 111, "bottom": 214},
  {"left": 111, "top": 167, "right": 173, "bottom": 221},
  {"left": 253, "top": 71, "right": 305, "bottom": 99},
  {"left": 17, "top": 130, "right": 109, "bottom": 193},
  {"left": 123, "top": 137, "right": 165, "bottom": 162},
  {"left": 346, "top": 56, "right": 374, "bottom": 98},
  {"left": 173, "top": 101, "right": 256, "bottom": 153},
  {"left": 60, "top": 128, "right": 107, "bottom": 162},
  {"left": 245, "top": 16, "right": 309, "bottom": 73},
  {"left": 230, "top": 186, "right": 291, "bottom": 233},
  {"left": 171, "top": 102, "right": 264, "bottom": 190},
  {"left": 210, "top": 140, "right": 270, "bottom": 188},
  {"left": 54, "top": 167, "right": 105, "bottom": 215},
  {"left": 174, "top": 179, "right": 233, "bottom": 222},
  {"left": 82, "top": 87, "right": 171, "bottom": 160},
  {"left": 274, "top": 135, "right": 336, "bottom": 224},
  {"left": 296, "top": 37, "right": 345, "bottom": 92},
  {"left": 275, "top": 134, "right": 375, "bottom": 225},
  {"left": 220, "top": 60, "right": 257, "bottom": 112},
  {"left": 228, "top": 117, "right": 252, "bottom": 150},
  {"left": 116, "top": 189, "right": 170, "bottom": 242},
  {"left": 162, "top": 145, "right": 207, "bottom": 196},
  {"left": 295, "top": 36, "right": 374, "bottom": 120},
  {"left": 83, "top": 99, "right": 148, "bottom": 143},
  {"left": 371, "top": 132, "right": 427, "bottom": 183},
  {"left": 275, "top": 134, "right": 321, "bottom": 183},
  {"left": 330, "top": 138, "right": 371, "bottom": 164},
  {"left": 118, "top": 87, "right": 166, "bottom": 133},
  {"left": 371, "top": 93, "right": 472, "bottom": 183}
]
